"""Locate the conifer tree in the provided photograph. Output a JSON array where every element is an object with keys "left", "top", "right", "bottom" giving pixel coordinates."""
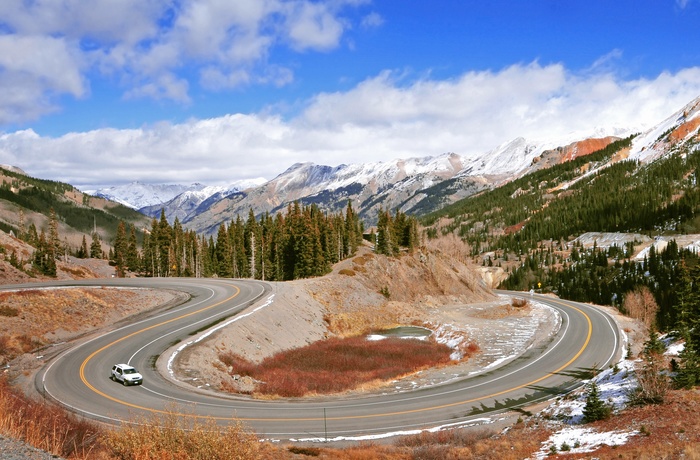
[
  {"left": 157, "top": 210, "right": 172, "bottom": 276},
  {"left": 48, "top": 208, "right": 61, "bottom": 256},
  {"left": 582, "top": 381, "right": 611, "bottom": 423},
  {"left": 126, "top": 224, "right": 139, "bottom": 272},
  {"left": 111, "top": 221, "right": 128, "bottom": 276},
  {"left": 674, "top": 261, "right": 700, "bottom": 388},
  {"left": 90, "top": 231, "right": 102, "bottom": 258},
  {"left": 77, "top": 235, "right": 89, "bottom": 259}
]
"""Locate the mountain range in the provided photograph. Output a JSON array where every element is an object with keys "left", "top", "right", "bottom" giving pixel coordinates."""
[
  {"left": 3, "top": 94, "right": 699, "bottom": 243},
  {"left": 94, "top": 130, "right": 647, "bottom": 235}
]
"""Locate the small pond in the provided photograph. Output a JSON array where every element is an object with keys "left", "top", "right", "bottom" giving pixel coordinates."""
[{"left": 367, "top": 326, "right": 433, "bottom": 341}]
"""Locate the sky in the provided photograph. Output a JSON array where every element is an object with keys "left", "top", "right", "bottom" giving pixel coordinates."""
[{"left": 1, "top": 0, "right": 700, "bottom": 191}]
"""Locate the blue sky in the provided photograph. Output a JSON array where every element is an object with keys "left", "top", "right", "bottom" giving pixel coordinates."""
[{"left": 1, "top": 0, "right": 700, "bottom": 189}]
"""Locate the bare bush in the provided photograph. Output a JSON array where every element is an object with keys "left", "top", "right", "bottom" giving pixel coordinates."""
[
  {"left": 511, "top": 298, "right": 528, "bottom": 309},
  {"left": 219, "top": 336, "right": 453, "bottom": 397},
  {"left": 623, "top": 286, "right": 658, "bottom": 329}
]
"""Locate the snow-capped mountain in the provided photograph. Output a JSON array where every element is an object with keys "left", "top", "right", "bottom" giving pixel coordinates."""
[
  {"left": 137, "top": 178, "right": 267, "bottom": 222},
  {"left": 93, "top": 178, "right": 266, "bottom": 215},
  {"left": 93, "top": 182, "right": 207, "bottom": 210},
  {"left": 629, "top": 95, "right": 700, "bottom": 163},
  {"left": 180, "top": 135, "right": 624, "bottom": 235},
  {"left": 93, "top": 94, "right": 700, "bottom": 236}
]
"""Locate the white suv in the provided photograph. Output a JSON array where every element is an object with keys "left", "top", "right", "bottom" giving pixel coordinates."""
[{"left": 110, "top": 363, "right": 143, "bottom": 386}]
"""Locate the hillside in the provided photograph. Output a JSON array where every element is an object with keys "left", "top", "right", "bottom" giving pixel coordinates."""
[
  {"left": 0, "top": 166, "right": 152, "bottom": 256},
  {"left": 426, "top": 96, "right": 700, "bottom": 244}
]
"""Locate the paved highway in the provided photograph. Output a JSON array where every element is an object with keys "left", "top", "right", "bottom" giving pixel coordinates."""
[{"left": 8, "top": 279, "right": 622, "bottom": 441}]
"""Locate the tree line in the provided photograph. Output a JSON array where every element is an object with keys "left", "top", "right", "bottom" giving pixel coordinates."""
[{"left": 111, "top": 201, "right": 365, "bottom": 280}]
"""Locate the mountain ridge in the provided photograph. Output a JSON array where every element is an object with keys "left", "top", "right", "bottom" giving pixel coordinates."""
[{"left": 131, "top": 133, "right": 632, "bottom": 233}]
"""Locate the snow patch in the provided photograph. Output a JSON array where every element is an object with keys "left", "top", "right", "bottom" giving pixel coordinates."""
[
  {"left": 166, "top": 294, "right": 275, "bottom": 378},
  {"left": 534, "top": 426, "right": 637, "bottom": 459}
]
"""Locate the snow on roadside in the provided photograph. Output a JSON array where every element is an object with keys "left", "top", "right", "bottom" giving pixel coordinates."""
[
  {"left": 546, "top": 359, "right": 638, "bottom": 424},
  {"left": 533, "top": 359, "right": 639, "bottom": 458}
]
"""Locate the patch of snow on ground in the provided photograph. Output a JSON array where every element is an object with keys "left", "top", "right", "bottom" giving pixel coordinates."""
[
  {"left": 532, "top": 358, "right": 639, "bottom": 457},
  {"left": 665, "top": 341, "right": 685, "bottom": 356},
  {"left": 432, "top": 322, "right": 472, "bottom": 360},
  {"left": 548, "top": 359, "right": 637, "bottom": 424},
  {"left": 657, "top": 333, "right": 685, "bottom": 356},
  {"left": 534, "top": 426, "right": 637, "bottom": 459}
]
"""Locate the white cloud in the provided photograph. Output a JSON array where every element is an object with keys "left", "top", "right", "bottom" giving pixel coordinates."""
[
  {"left": 0, "top": 0, "right": 365, "bottom": 121},
  {"left": 0, "top": 35, "right": 86, "bottom": 123},
  {"left": 284, "top": 1, "right": 346, "bottom": 51},
  {"left": 2, "top": 63, "right": 700, "bottom": 190},
  {"left": 361, "top": 12, "right": 384, "bottom": 29}
]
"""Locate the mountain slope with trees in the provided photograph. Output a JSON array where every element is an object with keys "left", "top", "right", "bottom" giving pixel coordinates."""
[{"left": 423, "top": 95, "right": 700, "bottom": 387}]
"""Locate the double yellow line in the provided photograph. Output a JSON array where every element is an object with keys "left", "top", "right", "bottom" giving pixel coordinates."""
[{"left": 79, "top": 284, "right": 241, "bottom": 414}]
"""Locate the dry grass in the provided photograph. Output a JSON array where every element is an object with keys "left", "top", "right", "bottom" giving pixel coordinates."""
[
  {"left": 0, "top": 377, "right": 102, "bottom": 459},
  {"left": 104, "top": 407, "right": 272, "bottom": 460},
  {"left": 0, "top": 288, "right": 180, "bottom": 365},
  {"left": 323, "top": 308, "right": 405, "bottom": 336},
  {"left": 219, "top": 335, "right": 454, "bottom": 397}
]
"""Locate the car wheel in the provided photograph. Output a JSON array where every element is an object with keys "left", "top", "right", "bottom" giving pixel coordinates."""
[
  {"left": 123, "top": 379, "right": 128, "bottom": 386},
  {"left": 110, "top": 374, "right": 115, "bottom": 381}
]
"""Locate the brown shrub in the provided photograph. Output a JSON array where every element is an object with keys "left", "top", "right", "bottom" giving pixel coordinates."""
[
  {"left": 0, "top": 377, "right": 102, "bottom": 459},
  {"left": 338, "top": 268, "right": 356, "bottom": 276},
  {"left": 16, "top": 334, "right": 43, "bottom": 353},
  {"left": 0, "top": 305, "right": 19, "bottom": 317},
  {"left": 219, "top": 336, "right": 453, "bottom": 397},
  {"left": 104, "top": 406, "right": 267, "bottom": 460},
  {"left": 511, "top": 298, "right": 528, "bottom": 309}
]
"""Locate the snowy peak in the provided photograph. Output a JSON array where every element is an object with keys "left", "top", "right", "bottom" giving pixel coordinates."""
[
  {"left": 93, "top": 181, "right": 204, "bottom": 209},
  {"left": 94, "top": 178, "right": 266, "bottom": 211},
  {"left": 0, "top": 164, "right": 28, "bottom": 175},
  {"left": 629, "top": 95, "right": 700, "bottom": 162}
]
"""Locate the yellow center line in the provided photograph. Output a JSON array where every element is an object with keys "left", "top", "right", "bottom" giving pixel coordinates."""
[
  {"left": 81, "top": 292, "right": 593, "bottom": 423},
  {"left": 79, "top": 283, "right": 241, "bottom": 412}
]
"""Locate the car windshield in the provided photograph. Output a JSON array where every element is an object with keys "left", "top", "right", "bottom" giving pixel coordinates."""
[{"left": 123, "top": 368, "right": 137, "bottom": 374}]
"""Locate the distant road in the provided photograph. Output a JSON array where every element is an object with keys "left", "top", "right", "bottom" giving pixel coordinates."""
[{"left": 10, "top": 279, "right": 622, "bottom": 441}]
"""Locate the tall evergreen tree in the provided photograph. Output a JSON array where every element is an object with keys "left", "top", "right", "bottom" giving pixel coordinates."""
[
  {"left": 90, "top": 231, "right": 102, "bottom": 258},
  {"left": 674, "top": 260, "right": 700, "bottom": 388},
  {"left": 77, "top": 235, "right": 89, "bottom": 259},
  {"left": 126, "top": 224, "right": 140, "bottom": 272},
  {"left": 111, "top": 221, "right": 128, "bottom": 276}
]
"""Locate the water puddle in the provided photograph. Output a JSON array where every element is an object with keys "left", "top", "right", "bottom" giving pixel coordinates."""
[{"left": 366, "top": 326, "right": 432, "bottom": 341}]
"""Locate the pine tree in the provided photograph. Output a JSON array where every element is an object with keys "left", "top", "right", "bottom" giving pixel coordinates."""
[
  {"left": 90, "top": 231, "right": 102, "bottom": 258},
  {"left": 157, "top": 210, "right": 172, "bottom": 276},
  {"left": 48, "top": 208, "right": 61, "bottom": 256},
  {"left": 126, "top": 224, "right": 140, "bottom": 272},
  {"left": 674, "top": 261, "right": 700, "bottom": 388},
  {"left": 582, "top": 381, "right": 611, "bottom": 423},
  {"left": 111, "top": 221, "right": 128, "bottom": 276},
  {"left": 77, "top": 235, "right": 89, "bottom": 259}
]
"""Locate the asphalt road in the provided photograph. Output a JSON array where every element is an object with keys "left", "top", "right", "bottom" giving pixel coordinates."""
[{"left": 14, "top": 279, "right": 622, "bottom": 441}]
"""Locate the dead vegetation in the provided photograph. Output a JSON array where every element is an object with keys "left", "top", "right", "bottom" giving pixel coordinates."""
[
  {"left": 218, "top": 335, "right": 457, "bottom": 397},
  {"left": 103, "top": 407, "right": 272, "bottom": 460},
  {"left": 0, "top": 377, "right": 102, "bottom": 459},
  {"left": 0, "top": 287, "right": 182, "bottom": 367}
]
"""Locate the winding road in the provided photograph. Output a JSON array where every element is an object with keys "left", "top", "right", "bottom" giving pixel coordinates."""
[{"left": 5, "top": 279, "right": 622, "bottom": 441}]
